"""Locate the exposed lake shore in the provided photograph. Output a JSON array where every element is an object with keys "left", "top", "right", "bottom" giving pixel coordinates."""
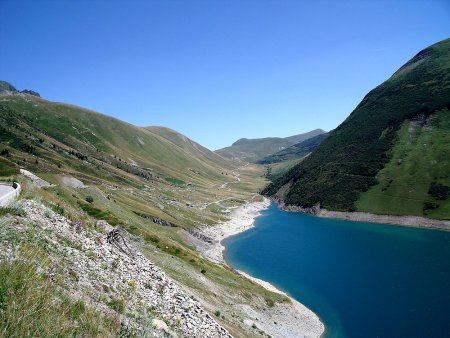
[
  {"left": 199, "top": 197, "right": 271, "bottom": 264},
  {"left": 192, "top": 197, "right": 325, "bottom": 338},
  {"left": 271, "top": 197, "right": 450, "bottom": 231}
]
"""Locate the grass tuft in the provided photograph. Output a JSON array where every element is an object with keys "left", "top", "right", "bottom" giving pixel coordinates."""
[{"left": 0, "top": 259, "right": 121, "bottom": 337}]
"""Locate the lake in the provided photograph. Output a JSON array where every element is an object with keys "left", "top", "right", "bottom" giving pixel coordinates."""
[{"left": 223, "top": 203, "right": 450, "bottom": 338}]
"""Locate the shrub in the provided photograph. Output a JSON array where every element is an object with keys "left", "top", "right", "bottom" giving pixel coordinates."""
[
  {"left": 423, "top": 201, "right": 439, "bottom": 214},
  {"left": 86, "top": 195, "right": 94, "bottom": 203},
  {"left": 86, "top": 250, "right": 96, "bottom": 259},
  {"left": 128, "top": 279, "right": 137, "bottom": 290},
  {"left": 107, "top": 298, "right": 126, "bottom": 314},
  {"left": 51, "top": 203, "right": 65, "bottom": 216},
  {"left": 428, "top": 182, "right": 450, "bottom": 200},
  {"left": 265, "top": 297, "right": 275, "bottom": 307}
]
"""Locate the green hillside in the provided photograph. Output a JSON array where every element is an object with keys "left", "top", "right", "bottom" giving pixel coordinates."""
[
  {"left": 0, "top": 94, "right": 233, "bottom": 185},
  {"left": 146, "top": 126, "right": 232, "bottom": 169},
  {"left": 258, "top": 133, "right": 329, "bottom": 164},
  {"left": 356, "top": 108, "right": 450, "bottom": 219},
  {"left": 263, "top": 38, "right": 450, "bottom": 216},
  {"left": 0, "top": 90, "right": 267, "bottom": 228},
  {"left": 216, "top": 129, "right": 325, "bottom": 162},
  {"left": 0, "top": 85, "right": 289, "bottom": 337}
]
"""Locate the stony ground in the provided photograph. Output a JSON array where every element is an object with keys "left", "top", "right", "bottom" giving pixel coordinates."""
[{"left": 0, "top": 200, "right": 233, "bottom": 338}]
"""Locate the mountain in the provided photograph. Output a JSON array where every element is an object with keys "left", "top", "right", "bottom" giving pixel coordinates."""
[
  {"left": 0, "top": 82, "right": 296, "bottom": 338},
  {"left": 263, "top": 38, "right": 450, "bottom": 219},
  {"left": 258, "top": 132, "right": 329, "bottom": 164},
  {"left": 0, "top": 85, "right": 233, "bottom": 187},
  {"left": 0, "top": 80, "right": 40, "bottom": 97},
  {"left": 215, "top": 128, "right": 325, "bottom": 162},
  {"left": 0, "top": 81, "right": 272, "bottom": 232}
]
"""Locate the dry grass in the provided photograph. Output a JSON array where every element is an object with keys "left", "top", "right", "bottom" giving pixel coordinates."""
[{"left": 0, "top": 260, "right": 121, "bottom": 338}]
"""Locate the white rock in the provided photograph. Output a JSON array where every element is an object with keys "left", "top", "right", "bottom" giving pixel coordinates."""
[{"left": 152, "top": 318, "right": 169, "bottom": 332}]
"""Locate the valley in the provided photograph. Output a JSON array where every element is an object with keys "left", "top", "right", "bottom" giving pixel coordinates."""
[
  {"left": 1, "top": 37, "right": 449, "bottom": 338},
  {"left": 0, "top": 84, "right": 324, "bottom": 337}
]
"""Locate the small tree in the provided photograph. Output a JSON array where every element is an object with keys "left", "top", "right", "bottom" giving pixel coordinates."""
[{"left": 86, "top": 196, "right": 94, "bottom": 203}]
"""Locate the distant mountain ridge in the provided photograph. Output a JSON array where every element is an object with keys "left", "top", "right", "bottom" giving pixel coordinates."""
[
  {"left": 258, "top": 133, "right": 329, "bottom": 164},
  {"left": 216, "top": 129, "right": 325, "bottom": 162},
  {"left": 263, "top": 38, "right": 450, "bottom": 219}
]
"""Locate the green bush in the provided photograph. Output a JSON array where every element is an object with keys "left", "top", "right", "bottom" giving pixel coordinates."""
[
  {"left": 50, "top": 203, "right": 65, "bottom": 216},
  {"left": 85, "top": 195, "right": 94, "bottom": 203},
  {"left": 265, "top": 297, "right": 275, "bottom": 307},
  {"left": 423, "top": 201, "right": 439, "bottom": 214},
  {"left": 428, "top": 182, "right": 450, "bottom": 200},
  {"left": 107, "top": 298, "right": 126, "bottom": 314}
]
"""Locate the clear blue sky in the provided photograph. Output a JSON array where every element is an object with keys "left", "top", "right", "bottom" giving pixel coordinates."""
[{"left": 1, "top": 0, "right": 449, "bottom": 150}]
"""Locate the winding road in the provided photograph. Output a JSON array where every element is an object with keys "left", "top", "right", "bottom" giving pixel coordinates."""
[
  {"left": 0, "top": 184, "right": 14, "bottom": 197},
  {"left": 0, "top": 183, "right": 16, "bottom": 207}
]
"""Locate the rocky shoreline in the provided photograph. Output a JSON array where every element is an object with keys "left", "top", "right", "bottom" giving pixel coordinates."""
[
  {"left": 271, "top": 197, "right": 450, "bottom": 231},
  {"left": 198, "top": 197, "right": 271, "bottom": 264},
  {"left": 193, "top": 197, "right": 325, "bottom": 338}
]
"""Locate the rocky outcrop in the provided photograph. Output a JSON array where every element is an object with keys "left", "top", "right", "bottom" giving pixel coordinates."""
[
  {"left": 0, "top": 80, "right": 40, "bottom": 97},
  {"left": 133, "top": 211, "right": 179, "bottom": 228},
  {"left": 20, "top": 89, "right": 40, "bottom": 97},
  {"left": 1, "top": 200, "right": 233, "bottom": 337},
  {"left": 151, "top": 217, "right": 178, "bottom": 227},
  {"left": 186, "top": 228, "right": 215, "bottom": 244},
  {"left": 0, "top": 80, "right": 17, "bottom": 94},
  {"left": 270, "top": 196, "right": 320, "bottom": 215}
]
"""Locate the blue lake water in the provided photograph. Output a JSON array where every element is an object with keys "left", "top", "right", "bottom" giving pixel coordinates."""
[{"left": 223, "top": 203, "right": 450, "bottom": 338}]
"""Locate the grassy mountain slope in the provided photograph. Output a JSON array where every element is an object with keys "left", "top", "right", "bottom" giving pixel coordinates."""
[
  {"left": 258, "top": 133, "right": 329, "bottom": 164},
  {"left": 263, "top": 38, "right": 450, "bottom": 215},
  {"left": 0, "top": 95, "right": 233, "bottom": 185},
  {"left": 215, "top": 129, "right": 325, "bottom": 162},
  {"left": 0, "top": 88, "right": 289, "bottom": 337},
  {"left": 0, "top": 90, "right": 267, "bottom": 228},
  {"left": 146, "top": 126, "right": 232, "bottom": 170},
  {"left": 356, "top": 108, "right": 450, "bottom": 219}
]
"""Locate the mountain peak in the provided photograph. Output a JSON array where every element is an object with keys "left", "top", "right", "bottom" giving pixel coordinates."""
[
  {"left": 216, "top": 129, "right": 326, "bottom": 162},
  {"left": 0, "top": 80, "right": 40, "bottom": 97},
  {"left": 232, "top": 138, "right": 251, "bottom": 146}
]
